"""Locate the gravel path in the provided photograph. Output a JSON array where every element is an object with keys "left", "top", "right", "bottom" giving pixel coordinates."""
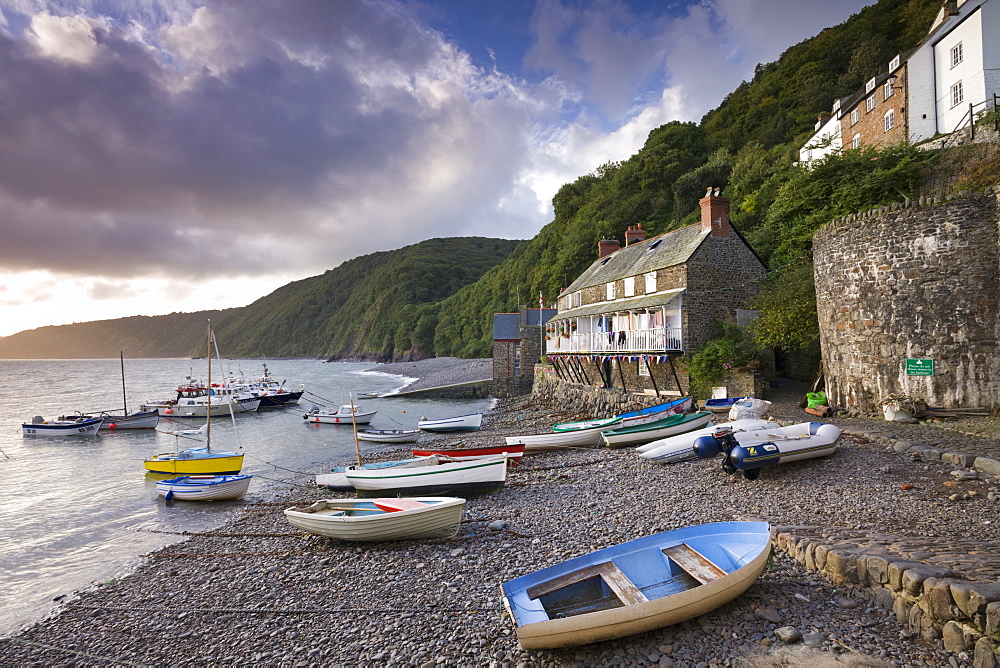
[{"left": 1, "top": 391, "right": 998, "bottom": 666}]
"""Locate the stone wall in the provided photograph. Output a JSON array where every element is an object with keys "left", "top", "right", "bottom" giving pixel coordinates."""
[
  {"left": 814, "top": 188, "right": 1000, "bottom": 413},
  {"left": 532, "top": 365, "right": 673, "bottom": 417},
  {"left": 492, "top": 340, "right": 516, "bottom": 380}
]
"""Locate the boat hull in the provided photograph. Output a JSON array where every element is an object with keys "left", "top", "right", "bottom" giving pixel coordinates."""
[
  {"left": 417, "top": 413, "right": 483, "bottom": 432},
  {"left": 317, "top": 457, "right": 428, "bottom": 490},
  {"left": 638, "top": 419, "right": 780, "bottom": 462},
  {"left": 347, "top": 456, "right": 507, "bottom": 497},
  {"left": 724, "top": 422, "right": 841, "bottom": 469},
  {"left": 143, "top": 398, "right": 260, "bottom": 417},
  {"left": 22, "top": 417, "right": 104, "bottom": 436},
  {"left": 600, "top": 412, "right": 714, "bottom": 448},
  {"left": 502, "top": 521, "right": 772, "bottom": 649},
  {"left": 97, "top": 411, "right": 160, "bottom": 430},
  {"left": 412, "top": 444, "right": 525, "bottom": 465},
  {"left": 553, "top": 397, "right": 692, "bottom": 432},
  {"left": 156, "top": 475, "right": 252, "bottom": 501},
  {"left": 144, "top": 451, "right": 244, "bottom": 475},
  {"left": 505, "top": 425, "right": 605, "bottom": 452},
  {"left": 257, "top": 390, "right": 304, "bottom": 407},
  {"left": 357, "top": 429, "right": 420, "bottom": 443},
  {"left": 284, "top": 497, "right": 465, "bottom": 541}
]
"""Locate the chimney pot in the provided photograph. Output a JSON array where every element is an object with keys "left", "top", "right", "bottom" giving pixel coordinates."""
[
  {"left": 625, "top": 223, "right": 647, "bottom": 245},
  {"left": 598, "top": 239, "right": 621, "bottom": 258}
]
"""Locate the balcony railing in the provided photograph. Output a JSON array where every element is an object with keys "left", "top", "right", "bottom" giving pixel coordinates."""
[{"left": 545, "top": 327, "right": 682, "bottom": 355}]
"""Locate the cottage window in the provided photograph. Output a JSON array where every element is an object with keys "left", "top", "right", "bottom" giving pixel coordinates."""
[
  {"left": 850, "top": 108, "right": 859, "bottom": 125},
  {"left": 884, "top": 109, "right": 895, "bottom": 132},
  {"left": 951, "top": 81, "right": 964, "bottom": 108},
  {"left": 851, "top": 134, "right": 860, "bottom": 150},
  {"left": 606, "top": 282, "right": 615, "bottom": 300},
  {"left": 645, "top": 271, "right": 657, "bottom": 293},
  {"left": 572, "top": 291, "right": 582, "bottom": 308},
  {"left": 951, "top": 42, "right": 963, "bottom": 68},
  {"left": 883, "top": 81, "right": 894, "bottom": 100},
  {"left": 865, "top": 77, "right": 876, "bottom": 93},
  {"left": 889, "top": 55, "right": 900, "bottom": 71},
  {"left": 865, "top": 95, "right": 875, "bottom": 113},
  {"left": 624, "top": 276, "right": 635, "bottom": 297}
]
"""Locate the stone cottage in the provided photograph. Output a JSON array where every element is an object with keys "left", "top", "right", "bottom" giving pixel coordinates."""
[
  {"left": 543, "top": 190, "right": 767, "bottom": 397},
  {"left": 492, "top": 306, "right": 556, "bottom": 396}
]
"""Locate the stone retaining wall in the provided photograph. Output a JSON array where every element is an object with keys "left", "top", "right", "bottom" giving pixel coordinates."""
[
  {"left": 532, "top": 365, "right": 668, "bottom": 417},
  {"left": 814, "top": 187, "right": 1000, "bottom": 414}
]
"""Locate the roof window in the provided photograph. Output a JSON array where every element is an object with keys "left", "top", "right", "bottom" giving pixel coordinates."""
[{"left": 644, "top": 239, "right": 662, "bottom": 254}]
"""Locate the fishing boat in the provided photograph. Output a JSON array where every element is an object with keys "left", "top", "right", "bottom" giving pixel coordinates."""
[
  {"left": 692, "top": 422, "right": 841, "bottom": 479},
  {"left": 501, "top": 521, "right": 772, "bottom": 649},
  {"left": 21, "top": 415, "right": 104, "bottom": 436},
  {"left": 347, "top": 454, "right": 508, "bottom": 497},
  {"left": 599, "top": 412, "right": 714, "bottom": 448},
  {"left": 283, "top": 497, "right": 466, "bottom": 541},
  {"left": 143, "top": 323, "right": 245, "bottom": 476},
  {"left": 412, "top": 443, "right": 525, "bottom": 465},
  {"left": 83, "top": 352, "right": 160, "bottom": 429},
  {"left": 417, "top": 413, "right": 483, "bottom": 432},
  {"left": 304, "top": 405, "right": 376, "bottom": 425},
  {"left": 316, "top": 457, "right": 427, "bottom": 491},
  {"left": 225, "top": 363, "right": 304, "bottom": 407},
  {"left": 155, "top": 474, "right": 252, "bottom": 501},
  {"left": 357, "top": 429, "right": 421, "bottom": 444},
  {"left": 553, "top": 397, "right": 693, "bottom": 432},
  {"left": 637, "top": 419, "right": 780, "bottom": 463},
  {"left": 140, "top": 382, "right": 261, "bottom": 417}
]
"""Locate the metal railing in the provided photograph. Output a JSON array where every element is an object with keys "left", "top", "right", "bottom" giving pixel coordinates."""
[{"left": 545, "top": 327, "right": 682, "bottom": 354}]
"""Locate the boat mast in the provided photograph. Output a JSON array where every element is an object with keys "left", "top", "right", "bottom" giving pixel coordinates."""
[
  {"left": 350, "top": 395, "right": 362, "bottom": 466},
  {"left": 120, "top": 350, "right": 128, "bottom": 417},
  {"left": 206, "top": 322, "right": 212, "bottom": 453},
  {"left": 210, "top": 321, "right": 243, "bottom": 452}
]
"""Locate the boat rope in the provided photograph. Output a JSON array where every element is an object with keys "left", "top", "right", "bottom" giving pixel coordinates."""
[
  {"left": 129, "top": 527, "right": 305, "bottom": 538},
  {"left": 64, "top": 603, "right": 502, "bottom": 616},
  {"left": 2, "top": 637, "right": 153, "bottom": 667},
  {"left": 0, "top": 445, "right": 10, "bottom": 458}
]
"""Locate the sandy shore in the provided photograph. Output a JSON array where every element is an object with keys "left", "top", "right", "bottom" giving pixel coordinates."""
[{"left": 3, "top": 390, "right": 998, "bottom": 666}]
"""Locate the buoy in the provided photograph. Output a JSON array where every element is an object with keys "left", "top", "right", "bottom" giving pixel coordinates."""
[
  {"left": 164, "top": 408, "right": 173, "bottom": 415},
  {"left": 164, "top": 490, "right": 173, "bottom": 501},
  {"left": 108, "top": 423, "right": 117, "bottom": 429}
]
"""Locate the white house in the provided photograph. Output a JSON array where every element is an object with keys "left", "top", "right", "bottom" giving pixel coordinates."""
[
  {"left": 798, "top": 99, "right": 844, "bottom": 166},
  {"left": 908, "top": 0, "right": 1000, "bottom": 141}
]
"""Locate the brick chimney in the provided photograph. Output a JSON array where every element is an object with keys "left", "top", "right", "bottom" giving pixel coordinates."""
[
  {"left": 598, "top": 239, "right": 621, "bottom": 258},
  {"left": 625, "top": 223, "right": 646, "bottom": 246},
  {"left": 699, "top": 188, "right": 730, "bottom": 238}
]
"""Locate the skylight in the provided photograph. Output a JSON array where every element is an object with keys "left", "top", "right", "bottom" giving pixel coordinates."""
[{"left": 644, "top": 239, "right": 662, "bottom": 254}]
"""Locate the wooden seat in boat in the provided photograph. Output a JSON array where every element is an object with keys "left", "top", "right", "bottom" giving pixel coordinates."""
[
  {"left": 662, "top": 543, "right": 727, "bottom": 584},
  {"left": 527, "top": 561, "right": 649, "bottom": 606}
]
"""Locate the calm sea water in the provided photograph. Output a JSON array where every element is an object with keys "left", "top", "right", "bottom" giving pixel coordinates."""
[{"left": 0, "top": 358, "right": 492, "bottom": 637}]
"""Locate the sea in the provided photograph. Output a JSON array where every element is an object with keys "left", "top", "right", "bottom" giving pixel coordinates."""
[{"left": 0, "top": 358, "right": 493, "bottom": 637}]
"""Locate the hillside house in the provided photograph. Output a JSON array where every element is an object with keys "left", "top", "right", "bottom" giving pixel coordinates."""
[
  {"left": 800, "top": 0, "right": 999, "bottom": 165},
  {"left": 543, "top": 191, "right": 766, "bottom": 395},
  {"left": 492, "top": 306, "right": 556, "bottom": 396}
]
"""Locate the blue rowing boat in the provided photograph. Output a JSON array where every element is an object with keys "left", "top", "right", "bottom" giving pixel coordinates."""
[{"left": 501, "top": 521, "right": 772, "bottom": 649}]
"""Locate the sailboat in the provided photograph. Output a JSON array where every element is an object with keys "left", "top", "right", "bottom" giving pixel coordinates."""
[
  {"left": 87, "top": 352, "right": 160, "bottom": 429},
  {"left": 144, "top": 323, "right": 247, "bottom": 476}
]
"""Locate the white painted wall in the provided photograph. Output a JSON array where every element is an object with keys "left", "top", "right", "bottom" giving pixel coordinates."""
[
  {"left": 798, "top": 113, "right": 842, "bottom": 165},
  {"left": 935, "top": 9, "right": 986, "bottom": 132}
]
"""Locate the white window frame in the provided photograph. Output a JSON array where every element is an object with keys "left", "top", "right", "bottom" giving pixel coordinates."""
[
  {"left": 644, "top": 271, "right": 657, "bottom": 294},
  {"left": 850, "top": 108, "right": 859, "bottom": 125},
  {"left": 884, "top": 109, "right": 895, "bottom": 132},
  {"left": 623, "top": 276, "right": 635, "bottom": 297},
  {"left": 865, "top": 77, "right": 877, "bottom": 93},
  {"left": 884, "top": 81, "right": 894, "bottom": 100},
  {"left": 951, "top": 81, "right": 964, "bottom": 108},
  {"left": 866, "top": 95, "right": 876, "bottom": 113},
  {"left": 951, "top": 42, "right": 963, "bottom": 68},
  {"left": 572, "top": 291, "right": 582, "bottom": 308},
  {"left": 606, "top": 282, "right": 615, "bottom": 300},
  {"left": 851, "top": 134, "right": 861, "bottom": 150},
  {"left": 889, "top": 55, "right": 900, "bottom": 71}
]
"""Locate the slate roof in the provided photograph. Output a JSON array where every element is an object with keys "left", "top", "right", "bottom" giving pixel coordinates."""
[
  {"left": 548, "top": 289, "right": 684, "bottom": 323},
  {"left": 492, "top": 313, "right": 520, "bottom": 340},
  {"left": 564, "top": 224, "right": 708, "bottom": 293}
]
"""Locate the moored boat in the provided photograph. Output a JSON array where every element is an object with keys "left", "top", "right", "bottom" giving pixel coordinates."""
[
  {"left": 553, "top": 397, "right": 693, "bottom": 432},
  {"left": 141, "top": 383, "right": 261, "bottom": 417},
  {"left": 317, "top": 457, "right": 427, "bottom": 491},
  {"left": 346, "top": 454, "right": 508, "bottom": 497},
  {"left": 637, "top": 419, "right": 780, "bottom": 463},
  {"left": 411, "top": 443, "right": 525, "bottom": 465},
  {"left": 155, "top": 474, "right": 252, "bottom": 501},
  {"left": 501, "top": 521, "right": 772, "bottom": 649},
  {"left": 505, "top": 422, "right": 608, "bottom": 452},
  {"left": 357, "top": 429, "right": 420, "bottom": 444},
  {"left": 304, "top": 405, "right": 376, "bottom": 425},
  {"left": 701, "top": 396, "right": 748, "bottom": 413},
  {"left": 417, "top": 413, "right": 483, "bottom": 432},
  {"left": 599, "top": 411, "right": 713, "bottom": 448},
  {"left": 21, "top": 416, "right": 103, "bottom": 436},
  {"left": 283, "top": 497, "right": 466, "bottom": 541},
  {"left": 88, "top": 410, "right": 160, "bottom": 430}
]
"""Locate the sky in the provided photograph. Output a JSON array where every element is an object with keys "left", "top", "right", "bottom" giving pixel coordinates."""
[{"left": 0, "top": 0, "right": 874, "bottom": 337}]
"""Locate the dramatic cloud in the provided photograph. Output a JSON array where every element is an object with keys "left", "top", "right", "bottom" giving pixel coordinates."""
[{"left": 0, "top": 0, "right": 872, "bottom": 335}]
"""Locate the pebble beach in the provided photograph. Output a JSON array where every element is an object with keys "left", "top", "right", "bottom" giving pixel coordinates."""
[{"left": 2, "top": 362, "right": 999, "bottom": 667}]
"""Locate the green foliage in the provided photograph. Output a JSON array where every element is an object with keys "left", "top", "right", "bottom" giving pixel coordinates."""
[
  {"left": 686, "top": 323, "right": 763, "bottom": 399},
  {"left": 750, "top": 261, "right": 819, "bottom": 351}
]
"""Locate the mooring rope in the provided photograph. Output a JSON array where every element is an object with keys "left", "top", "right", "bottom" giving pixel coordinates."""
[{"left": 2, "top": 637, "right": 153, "bottom": 667}]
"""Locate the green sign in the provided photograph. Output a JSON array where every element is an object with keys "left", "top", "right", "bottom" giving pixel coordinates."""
[{"left": 905, "top": 358, "right": 934, "bottom": 376}]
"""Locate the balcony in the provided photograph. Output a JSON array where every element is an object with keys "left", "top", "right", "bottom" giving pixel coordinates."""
[{"left": 545, "top": 327, "right": 682, "bottom": 355}]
